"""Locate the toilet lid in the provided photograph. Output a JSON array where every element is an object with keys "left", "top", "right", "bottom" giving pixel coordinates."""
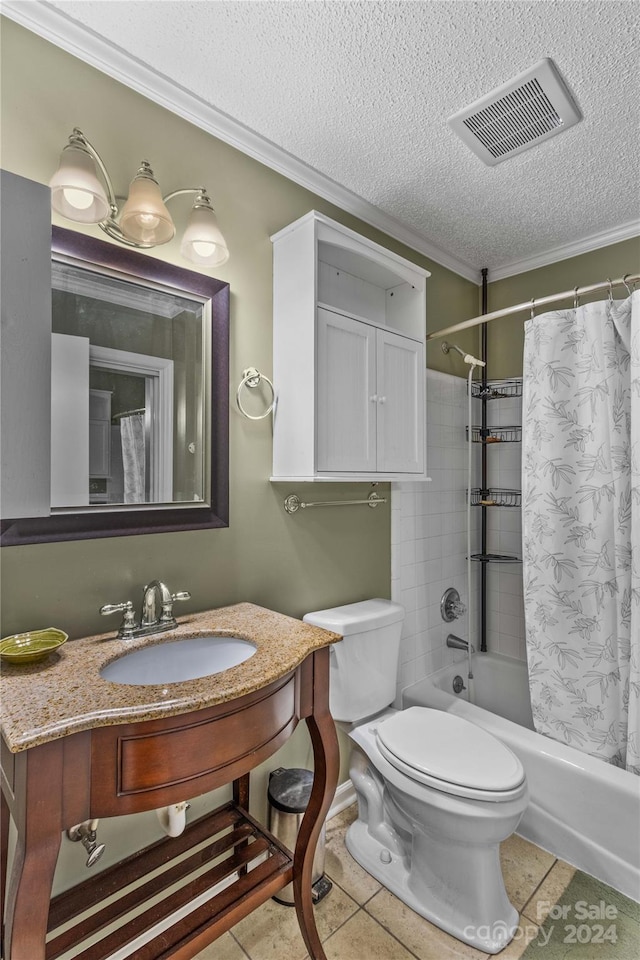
[{"left": 376, "top": 707, "right": 525, "bottom": 793}]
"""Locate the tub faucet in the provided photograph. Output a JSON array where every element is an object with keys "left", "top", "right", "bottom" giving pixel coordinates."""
[
  {"left": 441, "top": 587, "right": 466, "bottom": 622},
  {"left": 446, "top": 633, "right": 475, "bottom": 654}
]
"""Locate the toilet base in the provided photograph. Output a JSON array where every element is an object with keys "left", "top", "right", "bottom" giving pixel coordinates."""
[
  {"left": 346, "top": 719, "right": 527, "bottom": 955},
  {"left": 346, "top": 817, "right": 519, "bottom": 954}
]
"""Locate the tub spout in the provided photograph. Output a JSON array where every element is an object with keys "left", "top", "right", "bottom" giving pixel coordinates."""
[{"left": 447, "top": 633, "right": 475, "bottom": 653}]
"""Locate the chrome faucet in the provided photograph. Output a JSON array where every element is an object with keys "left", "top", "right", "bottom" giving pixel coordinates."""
[
  {"left": 142, "top": 579, "right": 174, "bottom": 627},
  {"left": 440, "top": 587, "right": 466, "bottom": 623},
  {"left": 446, "top": 633, "right": 476, "bottom": 654},
  {"left": 100, "top": 580, "right": 191, "bottom": 639}
]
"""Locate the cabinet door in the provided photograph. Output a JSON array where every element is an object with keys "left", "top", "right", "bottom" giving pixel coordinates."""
[
  {"left": 376, "top": 330, "right": 424, "bottom": 474},
  {"left": 89, "top": 422, "right": 111, "bottom": 478},
  {"left": 89, "top": 390, "right": 112, "bottom": 479},
  {"left": 316, "top": 308, "right": 377, "bottom": 473},
  {"left": 0, "top": 171, "right": 52, "bottom": 519}
]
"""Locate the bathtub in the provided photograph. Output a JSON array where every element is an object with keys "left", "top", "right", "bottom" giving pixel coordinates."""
[{"left": 403, "top": 653, "right": 640, "bottom": 902}]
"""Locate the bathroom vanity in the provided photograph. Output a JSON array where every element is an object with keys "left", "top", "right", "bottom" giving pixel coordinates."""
[{"left": 0, "top": 604, "right": 340, "bottom": 960}]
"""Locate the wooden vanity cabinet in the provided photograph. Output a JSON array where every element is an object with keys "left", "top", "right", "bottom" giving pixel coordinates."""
[{"left": 0, "top": 648, "right": 338, "bottom": 960}]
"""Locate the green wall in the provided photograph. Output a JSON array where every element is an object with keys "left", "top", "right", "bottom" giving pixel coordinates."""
[
  {"left": 0, "top": 20, "right": 480, "bottom": 886},
  {"left": 486, "top": 237, "right": 640, "bottom": 379},
  {"left": 0, "top": 18, "right": 479, "bottom": 643}
]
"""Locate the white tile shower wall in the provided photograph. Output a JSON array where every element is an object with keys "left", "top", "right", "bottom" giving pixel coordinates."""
[
  {"left": 391, "top": 371, "right": 526, "bottom": 705},
  {"left": 391, "top": 370, "right": 479, "bottom": 704}
]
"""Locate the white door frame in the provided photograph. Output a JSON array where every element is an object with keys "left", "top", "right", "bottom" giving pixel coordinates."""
[{"left": 89, "top": 345, "right": 174, "bottom": 503}]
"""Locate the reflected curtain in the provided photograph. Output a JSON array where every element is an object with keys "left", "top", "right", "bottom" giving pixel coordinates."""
[
  {"left": 120, "top": 413, "right": 146, "bottom": 503},
  {"left": 522, "top": 291, "right": 639, "bottom": 773}
]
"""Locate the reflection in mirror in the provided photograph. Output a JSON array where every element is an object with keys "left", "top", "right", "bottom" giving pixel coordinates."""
[
  {"left": 51, "top": 260, "right": 206, "bottom": 509},
  {"left": 0, "top": 225, "right": 229, "bottom": 544}
]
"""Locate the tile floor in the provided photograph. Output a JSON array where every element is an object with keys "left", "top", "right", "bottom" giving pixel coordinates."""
[{"left": 191, "top": 804, "right": 626, "bottom": 960}]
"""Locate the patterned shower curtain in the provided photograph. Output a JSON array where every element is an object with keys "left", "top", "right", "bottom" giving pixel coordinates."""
[{"left": 522, "top": 291, "right": 639, "bottom": 774}]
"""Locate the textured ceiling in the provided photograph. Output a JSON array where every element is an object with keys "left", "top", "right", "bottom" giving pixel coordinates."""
[{"left": 34, "top": 2, "right": 640, "bottom": 273}]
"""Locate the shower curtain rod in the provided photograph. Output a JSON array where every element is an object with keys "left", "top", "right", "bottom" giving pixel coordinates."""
[{"left": 427, "top": 272, "right": 640, "bottom": 342}]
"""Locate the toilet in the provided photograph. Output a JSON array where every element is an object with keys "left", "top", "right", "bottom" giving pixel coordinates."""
[{"left": 304, "top": 599, "right": 528, "bottom": 954}]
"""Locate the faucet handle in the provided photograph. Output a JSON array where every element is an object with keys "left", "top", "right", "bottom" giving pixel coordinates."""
[
  {"left": 171, "top": 591, "right": 191, "bottom": 603},
  {"left": 158, "top": 590, "right": 191, "bottom": 624},
  {"left": 100, "top": 601, "right": 133, "bottom": 617},
  {"left": 99, "top": 600, "right": 137, "bottom": 638},
  {"left": 440, "top": 587, "right": 466, "bottom": 623}
]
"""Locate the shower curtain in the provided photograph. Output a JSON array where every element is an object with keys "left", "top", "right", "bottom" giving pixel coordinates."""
[
  {"left": 120, "top": 413, "right": 146, "bottom": 503},
  {"left": 522, "top": 291, "right": 639, "bottom": 774}
]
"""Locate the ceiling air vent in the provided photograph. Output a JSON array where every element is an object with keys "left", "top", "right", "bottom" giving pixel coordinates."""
[{"left": 448, "top": 58, "right": 581, "bottom": 166}]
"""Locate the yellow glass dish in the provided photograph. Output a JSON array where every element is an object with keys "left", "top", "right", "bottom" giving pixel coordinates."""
[{"left": 0, "top": 628, "right": 68, "bottom": 664}]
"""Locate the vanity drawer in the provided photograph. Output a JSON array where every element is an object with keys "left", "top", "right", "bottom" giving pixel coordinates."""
[{"left": 90, "top": 673, "right": 299, "bottom": 814}]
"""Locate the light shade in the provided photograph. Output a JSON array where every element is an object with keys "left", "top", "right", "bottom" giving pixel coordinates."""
[
  {"left": 180, "top": 204, "right": 229, "bottom": 266},
  {"left": 120, "top": 167, "right": 175, "bottom": 245},
  {"left": 50, "top": 145, "right": 110, "bottom": 223}
]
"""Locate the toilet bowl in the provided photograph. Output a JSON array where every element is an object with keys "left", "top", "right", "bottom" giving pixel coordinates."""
[{"left": 304, "top": 599, "right": 529, "bottom": 954}]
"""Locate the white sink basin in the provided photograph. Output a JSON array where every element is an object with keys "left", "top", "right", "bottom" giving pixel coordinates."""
[{"left": 100, "top": 636, "right": 257, "bottom": 685}]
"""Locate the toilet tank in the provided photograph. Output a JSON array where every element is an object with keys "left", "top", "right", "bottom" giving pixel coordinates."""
[{"left": 304, "top": 599, "right": 404, "bottom": 722}]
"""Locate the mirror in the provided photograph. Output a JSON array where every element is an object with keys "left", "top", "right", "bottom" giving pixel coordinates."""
[
  {"left": 51, "top": 257, "right": 206, "bottom": 508},
  {"left": 2, "top": 227, "right": 228, "bottom": 543}
]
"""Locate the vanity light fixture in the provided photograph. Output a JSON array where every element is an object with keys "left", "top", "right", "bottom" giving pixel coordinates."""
[{"left": 50, "top": 128, "right": 229, "bottom": 266}]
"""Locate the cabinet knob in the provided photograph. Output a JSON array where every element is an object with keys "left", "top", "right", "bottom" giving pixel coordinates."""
[
  {"left": 378, "top": 396, "right": 387, "bottom": 404},
  {"left": 369, "top": 394, "right": 378, "bottom": 402}
]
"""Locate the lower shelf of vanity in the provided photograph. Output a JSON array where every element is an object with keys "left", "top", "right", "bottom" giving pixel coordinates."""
[{"left": 45, "top": 802, "right": 293, "bottom": 960}]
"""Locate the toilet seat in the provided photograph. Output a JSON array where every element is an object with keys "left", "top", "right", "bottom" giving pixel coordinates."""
[{"left": 375, "top": 707, "right": 525, "bottom": 801}]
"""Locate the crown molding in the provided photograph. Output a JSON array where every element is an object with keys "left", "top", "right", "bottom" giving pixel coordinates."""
[
  {"left": 2, "top": 0, "right": 480, "bottom": 283},
  {"left": 487, "top": 219, "right": 640, "bottom": 282}
]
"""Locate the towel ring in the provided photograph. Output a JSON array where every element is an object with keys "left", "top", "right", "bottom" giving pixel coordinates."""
[{"left": 236, "top": 367, "right": 276, "bottom": 420}]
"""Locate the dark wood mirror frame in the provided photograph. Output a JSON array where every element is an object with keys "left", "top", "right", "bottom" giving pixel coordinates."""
[{"left": 1, "top": 227, "right": 229, "bottom": 544}]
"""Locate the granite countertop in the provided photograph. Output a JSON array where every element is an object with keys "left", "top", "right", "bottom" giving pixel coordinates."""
[{"left": 0, "top": 603, "right": 340, "bottom": 753}]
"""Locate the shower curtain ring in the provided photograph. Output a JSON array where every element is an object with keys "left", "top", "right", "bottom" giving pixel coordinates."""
[
  {"left": 607, "top": 278, "right": 614, "bottom": 304},
  {"left": 530, "top": 298, "right": 536, "bottom": 320},
  {"left": 622, "top": 274, "right": 632, "bottom": 296},
  {"left": 573, "top": 286, "right": 580, "bottom": 309}
]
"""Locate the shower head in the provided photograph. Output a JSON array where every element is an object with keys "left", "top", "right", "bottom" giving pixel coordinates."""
[{"left": 441, "top": 340, "right": 486, "bottom": 368}]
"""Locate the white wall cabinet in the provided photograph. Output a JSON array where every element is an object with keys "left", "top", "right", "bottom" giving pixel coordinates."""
[
  {"left": 89, "top": 389, "right": 112, "bottom": 480},
  {"left": 271, "top": 211, "right": 429, "bottom": 481}
]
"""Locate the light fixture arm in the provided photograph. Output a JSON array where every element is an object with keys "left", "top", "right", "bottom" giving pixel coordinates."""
[
  {"left": 69, "top": 128, "right": 119, "bottom": 221},
  {"left": 163, "top": 187, "right": 214, "bottom": 209}
]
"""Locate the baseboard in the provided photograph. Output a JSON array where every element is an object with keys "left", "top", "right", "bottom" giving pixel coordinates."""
[{"left": 327, "top": 779, "right": 356, "bottom": 820}]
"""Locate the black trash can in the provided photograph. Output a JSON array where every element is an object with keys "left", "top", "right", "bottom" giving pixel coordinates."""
[{"left": 267, "top": 767, "right": 332, "bottom": 905}]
